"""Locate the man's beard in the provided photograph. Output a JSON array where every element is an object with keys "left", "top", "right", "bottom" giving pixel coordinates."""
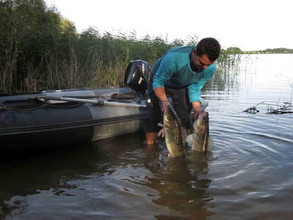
[{"left": 191, "top": 63, "right": 204, "bottom": 73}]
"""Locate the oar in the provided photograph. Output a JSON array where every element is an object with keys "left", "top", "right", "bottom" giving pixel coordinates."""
[{"left": 36, "top": 96, "right": 147, "bottom": 108}]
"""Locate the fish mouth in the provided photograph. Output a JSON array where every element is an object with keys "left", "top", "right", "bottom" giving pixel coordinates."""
[
  {"left": 198, "top": 111, "right": 209, "bottom": 122},
  {"left": 200, "top": 111, "right": 209, "bottom": 117},
  {"left": 164, "top": 105, "right": 179, "bottom": 121},
  {"left": 165, "top": 105, "right": 176, "bottom": 114}
]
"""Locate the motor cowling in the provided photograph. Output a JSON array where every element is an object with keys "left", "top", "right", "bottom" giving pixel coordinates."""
[{"left": 124, "top": 60, "right": 150, "bottom": 95}]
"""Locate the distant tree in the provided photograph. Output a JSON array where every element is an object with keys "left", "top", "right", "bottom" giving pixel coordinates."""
[
  {"left": 171, "top": 38, "right": 184, "bottom": 47},
  {"left": 226, "top": 47, "right": 243, "bottom": 54},
  {"left": 261, "top": 48, "right": 293, "bottom": 54},
  {"left": 244, "top": 47, "right": 293, "bottom": 54},
  {"left": 0, "top": 0, "right": 80, "bottom": 92},
  {"left": 0, "top": 0, "right": 65, "bottom": 91}
]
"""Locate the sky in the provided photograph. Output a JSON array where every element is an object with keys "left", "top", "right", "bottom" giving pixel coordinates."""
[{"left": 44, "top": 0, "right": 293, "bottom": 51}]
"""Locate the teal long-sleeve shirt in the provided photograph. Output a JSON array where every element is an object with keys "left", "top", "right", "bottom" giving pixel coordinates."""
[{"left": 152, "top": 46, "right": 216, "bottom": 102}]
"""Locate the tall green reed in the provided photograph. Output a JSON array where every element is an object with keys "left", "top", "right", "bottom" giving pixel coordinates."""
[{"left": 0, "top": 28, "right": 240, "bottom": 94}]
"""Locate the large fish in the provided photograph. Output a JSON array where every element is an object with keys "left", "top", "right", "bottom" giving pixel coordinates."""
[
  {"left": 163, "top": 105, "right": 185, "bottom": 158},
  {"left": 191, "top": 111, "right": 209, "bottom": 152}
]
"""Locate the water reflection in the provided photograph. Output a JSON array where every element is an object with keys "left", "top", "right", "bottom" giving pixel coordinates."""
[
  {"left": 0, "top": 144, "right": 108, "bottom": 218},
  {"left": 141, "top": 143, "right": 214, "bottom": 219},
  {"left": 163, "top": 157, "right": 211, "bottom": 219},
  {"left": 90, "top": 135, "right": 215, "bottom": 219}
]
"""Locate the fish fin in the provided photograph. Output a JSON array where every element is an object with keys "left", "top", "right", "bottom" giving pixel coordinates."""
[
  {"left": 157, "top": 128, "right": 165, "bottom": 137},
  {"left": 157, "top": 123, "right": 164, "bottom": 127},
  {"left": 186, "top": 134, "right": 193, "bottom": 146}
]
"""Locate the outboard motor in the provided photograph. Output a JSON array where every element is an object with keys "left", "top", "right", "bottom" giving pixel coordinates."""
[{"left": 124, "top": 60, "right": 151, "bottom": 95}]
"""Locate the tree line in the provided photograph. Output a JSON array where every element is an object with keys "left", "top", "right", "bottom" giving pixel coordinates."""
[{"left": 225, "top": 47, "right": 293, "bottom": 54}]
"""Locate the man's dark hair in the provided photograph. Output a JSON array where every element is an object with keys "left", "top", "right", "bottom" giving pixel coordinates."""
[{"left": 196, "top": 37, "right": 221, "bottom": 61}]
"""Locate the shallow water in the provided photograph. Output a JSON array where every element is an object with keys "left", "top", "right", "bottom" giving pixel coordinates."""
[{"left": 1, "top": 54, "right": 293, "bottom": 219}]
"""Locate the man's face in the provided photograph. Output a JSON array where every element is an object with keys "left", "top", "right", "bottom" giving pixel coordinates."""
[{"left": 190, "top": 49, "right": 214, "bottom": 73}]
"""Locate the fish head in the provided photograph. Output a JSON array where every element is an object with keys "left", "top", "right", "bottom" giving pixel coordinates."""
[
  {"left": 163, "top": 105, "right": 180, "bottom": 127},
  {"left": 193, "top": 111, "right": 209, "bottom": 133},
  {"left": 163, "top": 105, "right": 185, "bottom": 158},
  {"left": 199, "top": 111, "right": 209, "bottom": 124},
  {"left": 192, "top": 111, "right": 209, "bottom": 152}
]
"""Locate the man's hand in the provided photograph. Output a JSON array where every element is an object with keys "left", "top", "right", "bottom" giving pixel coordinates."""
[
  {"left": 194, "top": 109, "right": 205, "bottom": 121},
  {"left": 192, "top": 101, "right": 204, "bottom": 120},
  {"left": 160, "top": 100, "right": 171, "bottom": 112},
  {"left": 153, "top": 87, "right": 170, "bottom": 112}
]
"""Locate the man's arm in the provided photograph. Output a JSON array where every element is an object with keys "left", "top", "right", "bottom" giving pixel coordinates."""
[
  {"left": 154, "top": 87, "right": 170, "bottom": 112},
  {"left": 192, "top": 101, "right": 204, "bottom": 120}
]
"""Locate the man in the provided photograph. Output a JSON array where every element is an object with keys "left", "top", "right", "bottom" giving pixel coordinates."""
[{"left": 145, "top": 37, "right": 221, "bottom": 145}]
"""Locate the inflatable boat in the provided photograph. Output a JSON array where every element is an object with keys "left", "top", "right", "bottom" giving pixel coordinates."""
[
  {"left": 0, "top": 87, "right": 149, "bottom": 150},
  {"left": 0, "top": 60, "right": 151, "bottom": 150}
]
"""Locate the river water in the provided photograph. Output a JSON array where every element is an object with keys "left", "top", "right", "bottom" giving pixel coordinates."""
[{"left": 0, "top": 54, "right": 292, "bottom": 219}]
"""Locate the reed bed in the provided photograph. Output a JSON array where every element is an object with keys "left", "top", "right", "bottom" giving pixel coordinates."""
[{"left": 0, "top": 0, "right": 238, "bottom": 94}]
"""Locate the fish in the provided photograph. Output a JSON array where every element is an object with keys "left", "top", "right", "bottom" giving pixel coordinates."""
[
  {"left": 163, "top": 105, "right": 185, "bottom": 158},
  {"left": 191, "top": 111, "right": 209, "bottom": 152}
]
